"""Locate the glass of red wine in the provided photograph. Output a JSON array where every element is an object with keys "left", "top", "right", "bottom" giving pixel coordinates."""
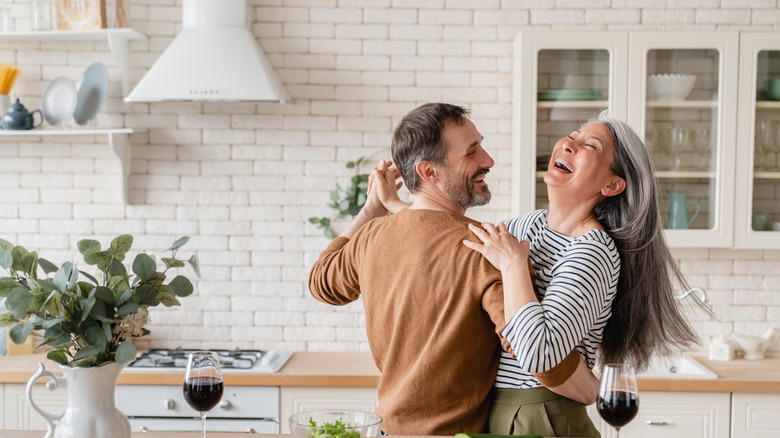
[
  {"left": 183, "top": 351, "right": 224, "bottom": 438},
  {"left": 597, "top": 363, "right": 639, "bottom": 438}
]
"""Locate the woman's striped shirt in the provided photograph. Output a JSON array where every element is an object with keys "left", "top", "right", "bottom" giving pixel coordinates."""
[{"left": 494, "top": 209, "right": 620, "bottom": 389}]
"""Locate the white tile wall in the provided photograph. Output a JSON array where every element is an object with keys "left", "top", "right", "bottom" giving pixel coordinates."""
[{"left": 1, "top": 0, "right": 779, "bottom": 356}]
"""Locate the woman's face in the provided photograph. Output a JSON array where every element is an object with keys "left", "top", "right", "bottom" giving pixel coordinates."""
[{"left": 544, "top": 122, "right": 624, "bottom": 199}]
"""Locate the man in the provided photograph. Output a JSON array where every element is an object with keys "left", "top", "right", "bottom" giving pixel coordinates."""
[{"left": 309, "top": 103, "right": 593, "bottom": 435}]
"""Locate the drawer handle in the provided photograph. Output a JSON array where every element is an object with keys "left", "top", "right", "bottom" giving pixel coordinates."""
[{"left": 646, "top": 420, "right": 672, "bottom": 426}]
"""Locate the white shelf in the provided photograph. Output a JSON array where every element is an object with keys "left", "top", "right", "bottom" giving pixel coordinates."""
[
  {"left": 753, "top": 171, "right": 780, "bottom": 179},
  {"left": 537, "top": 100, "right": 608, "bottom": 109},
  {"left": 0, "top": 128, "right": 132, "bottom": 203},
  {"left": 0, "top": 28, "right": 146, "bottom": 96},
  {"left": 647, "top": 100, "right": 717, "bottom": 108},
  {"left": 756, "top": 101, "right": 780, "bottom": 109}
]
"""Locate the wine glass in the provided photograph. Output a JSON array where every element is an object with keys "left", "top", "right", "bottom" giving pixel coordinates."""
[
  {"left": 669, "top": 126, "right": 690, "bottom": 170},
  {"left": 692, "top": 127, "right": 711, "bottom": 170},
  {"left": 184, "top": 351, "right": 224, "bottom": 438},
  {"left": 755, "top": 118, "right": 773, "bottom": 171},
  {"left": 597, "top": 364, "right": 639, "bottom": 438}
]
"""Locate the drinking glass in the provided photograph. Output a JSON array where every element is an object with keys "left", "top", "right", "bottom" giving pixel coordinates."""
[
  {"left": 669, "top": 126, "right": 689, "bottom": 170},
  {"left": 184, "top": 351, "right": 224, "bottom": 438},
  {"left": 692, "top": 127, "right": 711, "bottom": 170},
  {"left": 755, "top": 118, "right": 773, "bottom": 171},
  {"left": 597, "top": 364, "right": 639, "bottom": 438}
]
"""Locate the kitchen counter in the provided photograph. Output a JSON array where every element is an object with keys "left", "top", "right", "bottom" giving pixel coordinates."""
[{"left": 2, "top": 352, "right": 780, "bottom": 392}]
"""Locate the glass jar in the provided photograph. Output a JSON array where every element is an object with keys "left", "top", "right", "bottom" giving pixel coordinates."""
[{"left": 31, "top": 0, "right": 53, "bottom": 31}]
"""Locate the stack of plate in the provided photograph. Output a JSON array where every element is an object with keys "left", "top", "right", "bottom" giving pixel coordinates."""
[
  {"left": 41, "top": 62, "right": 109, "bottom": 127},
  {"left": 538, "top": 89, "right": 602, "bottom": 101}
]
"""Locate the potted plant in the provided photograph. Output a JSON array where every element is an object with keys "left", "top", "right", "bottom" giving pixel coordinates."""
[
  {"left": 0, "top": 234, "right": 200, "bottom": 366},
  {"left": 0, "top": 234, "right": 200, "bottom": 438}
]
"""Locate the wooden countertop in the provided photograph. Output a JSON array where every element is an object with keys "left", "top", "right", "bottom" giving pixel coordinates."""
[
  {"left": 0, "top": 352, "right": 381, "bottom": 387},
  {"left": 2, "top": 352, "right": 780, "bottom": 393}
]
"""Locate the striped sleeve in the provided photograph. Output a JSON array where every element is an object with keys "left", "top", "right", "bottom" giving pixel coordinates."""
[{"left": 500, "top": 237, "right": 618, "bottom": 373}]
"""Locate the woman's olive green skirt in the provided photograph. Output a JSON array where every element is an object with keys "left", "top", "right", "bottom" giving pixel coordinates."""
[{"left": 488, "top": 387, "right": 601, "bottom": 438}]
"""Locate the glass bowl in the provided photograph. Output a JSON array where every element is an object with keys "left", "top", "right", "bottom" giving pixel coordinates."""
[
  {"left": 289, "top": 410, "right": 383, "bottom": 438},
  {"left": 647, "top": 74, "right": 697, "bottom": 101}
]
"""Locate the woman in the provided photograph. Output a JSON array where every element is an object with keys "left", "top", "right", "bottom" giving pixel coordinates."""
[{"left": 372, "top": 110, "right": 703, "bottom": 437}]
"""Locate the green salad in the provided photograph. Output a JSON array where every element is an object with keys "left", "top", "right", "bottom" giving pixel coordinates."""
[{"left": 308, "top": 418, "right": 365, "bottom": 438}]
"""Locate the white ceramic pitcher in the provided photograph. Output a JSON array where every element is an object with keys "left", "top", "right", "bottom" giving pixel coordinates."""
[{"left": 26, "top": 362, "right": 131, "bottom": 438}]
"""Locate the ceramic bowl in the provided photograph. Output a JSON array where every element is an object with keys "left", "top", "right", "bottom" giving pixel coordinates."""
[
  {"left": 765, "top": 79, "right": 780, "bottom": 101},
  {"left": 647, "top": 74, "right": 697, "bottom": 101},
  {"left": 289, "top": 410, "right": 383, "bottom": 438}
]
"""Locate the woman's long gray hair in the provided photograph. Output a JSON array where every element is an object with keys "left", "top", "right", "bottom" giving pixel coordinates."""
[{"left": 588, "top": 110, "right": 703, "bottom": 371}]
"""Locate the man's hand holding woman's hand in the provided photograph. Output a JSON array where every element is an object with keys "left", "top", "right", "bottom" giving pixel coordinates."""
[{"left": 368, "top": 159, "right": 408, "bottom": 214}]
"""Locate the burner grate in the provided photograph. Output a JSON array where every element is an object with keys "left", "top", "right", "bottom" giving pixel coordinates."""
[{"left": 128, "top": 347, "right": 268, "bottom": 369}]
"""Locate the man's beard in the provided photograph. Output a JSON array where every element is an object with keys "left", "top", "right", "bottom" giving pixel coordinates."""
[{"left": 443, "top": 168, "right": 491, "bottom": 209}]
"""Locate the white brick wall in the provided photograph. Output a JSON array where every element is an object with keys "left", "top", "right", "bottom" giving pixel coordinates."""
[{"left": 1, "top": 1, "right": 780, "bottom": 356}]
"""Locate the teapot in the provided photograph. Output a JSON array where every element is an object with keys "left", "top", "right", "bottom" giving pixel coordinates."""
[
  {"left": 1, "top": 97, "right": 43, "bottom": 130},
  {"left": 667, "top": 190, "right": 700, "bottom": 229}
]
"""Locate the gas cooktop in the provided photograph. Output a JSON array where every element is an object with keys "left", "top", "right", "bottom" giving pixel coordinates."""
[{"left": 126, "top": 347, "right": 293, "bottom": 373}]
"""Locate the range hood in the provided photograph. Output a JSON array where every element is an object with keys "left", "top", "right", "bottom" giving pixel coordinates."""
[{"left": 125, "top": 0, "right": 290, "bottom": 102}]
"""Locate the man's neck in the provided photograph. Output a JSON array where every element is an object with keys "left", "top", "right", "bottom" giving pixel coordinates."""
[{"left": 408, "top": 186, "right": 466, "bottom": 215}]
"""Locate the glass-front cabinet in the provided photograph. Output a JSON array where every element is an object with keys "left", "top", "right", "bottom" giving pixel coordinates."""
[
  {"left": 513, "top": 31, "right": 740, "bottom": 248},
  {"left": 735, "top": 33, "right": 780, "bottom": 249}
]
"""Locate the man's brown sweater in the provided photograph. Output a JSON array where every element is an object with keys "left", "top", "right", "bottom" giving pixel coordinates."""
[{"left": 309, "top": 209, "right": 511, "bottom": 435}]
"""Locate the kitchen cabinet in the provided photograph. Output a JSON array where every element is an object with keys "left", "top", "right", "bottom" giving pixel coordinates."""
[
  {"left": 279, "top": 387, "right": 378, "bottom": 433},
  {"left": 513, "top": 31, "right": 743, "bottom": 248},
  {"left": 734, "top": 33, "right": 780, "bottom": 248},
  {"left": 0, "top": 29, "right": 145, "bottom": 96},
  {"left": 731, "top": 393, "right": 780, "bottom": 438},
  {"left": 587, "top": 391, "right": 731, "bottom": 438},
  {"left": 3, "top": 383, "right": 68, "bottom": 431}
]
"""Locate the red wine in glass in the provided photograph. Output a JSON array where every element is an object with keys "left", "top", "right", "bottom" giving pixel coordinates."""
[
  {"left": 184, "top": 376, "right": 224, "bottom": 412},
  {"left": 597, "top": 364, "right": 638, "bottom": 438},
  {"left": 184, "top": 351, "right": 223, "bottom": 438},
  {"left": 597, "top": 390, "right": 639, "bottom": 428}
]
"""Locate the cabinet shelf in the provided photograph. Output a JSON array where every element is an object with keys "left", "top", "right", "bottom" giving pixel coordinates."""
[
  {"left": 647, "top": 100, "right": 717, "bottom": 108},
  {"left": 537, "top": 100, "right": 608, "bottom": 109},
  {"left": 756, "top": 101, "right": 780, "bottom": 109},
  {"left": 753, "top": 171, "right": 780, "bottom": 179},
  {"left": 0, "top": 128, "right": 132, "bottom": 203},
  {"left": 0, "top": 28, "right": 146, "bottom": 96}
]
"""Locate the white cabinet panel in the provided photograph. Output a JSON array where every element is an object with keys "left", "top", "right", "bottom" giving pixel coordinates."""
[
  {"left": 731, "top": 393, "right": 780, "bottom": 438},
  {"left": 280, "top": 387, "right": 378, "bottom": 434},
  {"left": 3, "top": 383, "right": 68, "bottom": 430},
  {"left": 587, "top": 391, "right": 730, "bottom": 438}
]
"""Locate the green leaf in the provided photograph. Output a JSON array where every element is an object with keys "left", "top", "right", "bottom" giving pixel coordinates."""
[
  {"left": 319, "top": 218, "right": 331, "bottom": 227},
  {"left": 53, "top": 262, "right": 72, "bottom": 293},
  {"left": 108, "top": 258, "right": 128, "bottom": 278},
  {"left": 187, "top": 255, "right": 201, "bottom": 279},
  {"left": 162, "top": 258, "right": 185, "bottom": 269},
  {"left": 78, "top": 269, "right": 98, "bottom": 284},
  {"left": 166, "top": 236, "right": 190, "bottom": 251},
  {"left": 308, "top": 217, "right": 321, "bottom": 224},
  {"left": 329, "top": 190, "right": 340, "bottom": 202},
  {"left": 6, "top": 288, "right": 32, "bottom": 319},
  {"left": 116, "top": 303, "right": 139, "bottom": 316},
  {"left": 0, "top": 249, "right": 12, "bottom": 270},
  {"left": 115, "top": 341, "right": 137, "bottom": 364},
  {"left": 47, "top": 350, "right": 69, "bottom": 365},
  {"left": 324, "top": 228, "right": 334, "bottom": 239},
  {"left": 339, "top": 199, "right": 351, "bottom": 211},
  {"left": 93, "top": 286, "right": 115, "bottom": 305},
  {"left": 0, "top": 311, "right": 17, "bottom": 328},
  {"left": 10, "top": 245, "right": 30, "bottom": 272},
  {"left": 74, "top": 344, "right": 102, "bottom": 361},
  {"left": 78, "top": 239, "right": 102, "bottom": 265},
  {"left": 132, "top": 253, "right": 156, "bottom": 281},
  {"left": 44, "top": 290, "right": 63, "bottom": 317},
  {"left": 346, "top": 161, "right": 356, "bottom": 169},
  {"left": 116, "top": 289, "right": 133, "bottom": 306},
  {"left": 38, "top": 258, "right": 59, "bottom": 274},
  {"left": 156, "top": 287, "right": 180, "bottom": 307},
  {"left": 84, "top": 326, "right": 107, "bottom": 351},
  {"left": 110, "top": 235, "right": 134, "bottom": 257},
  {"left": 67, "top": 263, "right": 79, "bottom": 290},
  {"left": 357, "top": 191, "right": 367, "bottom": 207},
  {"left": 168, "top": 275, "right": 193, "bottom": 297},
  {"left": 0, "top": 278, "right": 25, "bottom": 298},
  {"left": 40, "top": 317, "right": 63, "bottom": 329},
  {"left": 80, "top": 296, "right": 96, "bottom": 322},
  {"left": 9, "top": 322, "right": 32, "bottom": 344},
  {"left": 0, "top": 238, "right": 12, "bottom": 251},
  {"left": 21, "top": 252, "right": 39, "bottom": 279}
]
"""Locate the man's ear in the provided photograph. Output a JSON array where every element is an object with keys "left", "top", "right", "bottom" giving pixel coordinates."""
[
  {"left": 415, "top": 161, "right": 438, "bottom": 184},
  {"left": 601, "top": 176, "right": 626, "bottom": 198}
]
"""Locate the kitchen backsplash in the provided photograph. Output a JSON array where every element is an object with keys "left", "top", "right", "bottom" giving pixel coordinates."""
[{"left": 1, "top": 1, "right": 779, "bottom": 357}]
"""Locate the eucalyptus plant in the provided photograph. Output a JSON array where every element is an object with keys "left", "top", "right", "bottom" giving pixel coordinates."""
[
  {"left": 309, "top": 156, "right": 370, "bottom": 239},
  {"left": 0, "top": 235, "right": 200, "bottom": 367}
]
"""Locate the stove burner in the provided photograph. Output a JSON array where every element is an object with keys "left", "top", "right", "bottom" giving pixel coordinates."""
[{"left": 128, "top": 347, "right": 275, "bottom": 370}]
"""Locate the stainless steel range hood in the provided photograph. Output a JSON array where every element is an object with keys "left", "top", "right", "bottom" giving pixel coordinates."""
[{"left": 125, "top": 0, "right": 290, "bottom": 103}]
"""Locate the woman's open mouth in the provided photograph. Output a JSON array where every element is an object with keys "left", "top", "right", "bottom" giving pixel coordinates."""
[{"left": 553, "top": 157, "right": 574, "bottom": 173}]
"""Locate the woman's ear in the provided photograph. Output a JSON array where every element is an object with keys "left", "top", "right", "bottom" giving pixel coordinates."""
[
  {"left": 415, "top": 161, "right": 438, "bottom": 184},
  {"left": 601, "top": 176, "right": 626, "bottom": 197}
]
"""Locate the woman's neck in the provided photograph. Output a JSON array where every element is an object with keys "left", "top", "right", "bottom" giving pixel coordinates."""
[{"left": 546, "top": 193, "right": 604, "bottom": 237}]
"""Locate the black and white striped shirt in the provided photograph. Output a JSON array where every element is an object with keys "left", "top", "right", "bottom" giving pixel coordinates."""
[{"left": 494, "top": 210, "right": 620, "bottom": 389}]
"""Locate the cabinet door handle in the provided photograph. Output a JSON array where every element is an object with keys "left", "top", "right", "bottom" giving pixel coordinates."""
[{"left": 646, "top": 420, "right": 672, "bottom": 426}]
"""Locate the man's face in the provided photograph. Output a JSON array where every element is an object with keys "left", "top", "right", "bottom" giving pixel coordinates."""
[{"left": 437, "top": 119, "right": 495, "bottom": 209}]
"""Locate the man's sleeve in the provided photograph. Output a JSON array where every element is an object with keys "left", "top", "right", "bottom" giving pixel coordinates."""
[
  {"left": 531, "top": 349, "right": 581, "bottom": 387},
  {"left": 309, "top": 237, "right": 362, "bottom": 305}
]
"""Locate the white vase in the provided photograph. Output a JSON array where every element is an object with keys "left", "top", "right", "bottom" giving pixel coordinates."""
[{"left": 27, "top": 362, "right": 132, "bottom": 438}]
